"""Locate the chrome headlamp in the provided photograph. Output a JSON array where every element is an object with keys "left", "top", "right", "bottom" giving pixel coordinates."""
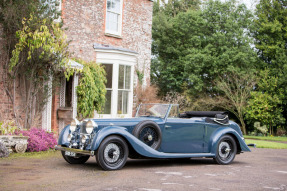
[
  {"left": 67, "top": 133, "right": 73, "bottom": 142},
  {"left": 86, "top": 120, "right": 98, "bottom": 134},
  {"left": 81, "top": 134, "right": 88, "bottom": 144},
  {"left": 70, "top": 118, "right": 80, "bottom": 132}
]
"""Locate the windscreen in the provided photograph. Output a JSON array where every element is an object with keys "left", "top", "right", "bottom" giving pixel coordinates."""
[{"left": 136, "top": 104, "right": 170, "bottom": 118}]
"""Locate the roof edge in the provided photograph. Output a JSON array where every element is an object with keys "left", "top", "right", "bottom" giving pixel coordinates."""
[{"left": 93, "top": 43, "right": 138, "bottom": 55}]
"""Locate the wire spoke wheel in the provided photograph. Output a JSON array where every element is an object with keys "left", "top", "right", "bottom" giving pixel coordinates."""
[
  {"left": 96, "top": 135, "right": 128, "bottom": 170},
  {"left": 103, "top": 143, "right": 123, "bottom": 165},
  {"left": 132, "top": 120, "right": 162, "bottom": 150},
  {"left": 218, "top": 141, "right": 232, "bottom": 160},
  {"left": 214, "top": 135, "right": 237, "bottom": 165}
]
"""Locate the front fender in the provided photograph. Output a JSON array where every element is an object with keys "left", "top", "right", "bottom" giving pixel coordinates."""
[
  {"left": 58, "top": 125, "right": 70, "bottom": 146},
  {"left": 209, "top": 127, "right": 251, "bottom": 155},
  {"left": 91, "top": 126, "right": 136, "bottom": 151}
]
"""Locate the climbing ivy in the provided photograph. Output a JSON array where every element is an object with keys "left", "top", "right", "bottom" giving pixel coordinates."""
[
  {"left": 76, "top": 60, "right": 107, "bottom": 119},
  {"left": 136, "top": 69, "right": 144, "bottom": 85},
  {"left": 8, "top": 14, "right": 71, "bottom": 129},
  {"left": 10, "top": 15, "right": 71, "bottom": 76}
]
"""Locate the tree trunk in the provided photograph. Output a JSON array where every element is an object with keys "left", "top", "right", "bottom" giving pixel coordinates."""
[
  {"left": 24, "top": 69, "right": 35, "bottom": 129},
  {"left": 239, "top": 115, "right": 247, "bottom": 135}
]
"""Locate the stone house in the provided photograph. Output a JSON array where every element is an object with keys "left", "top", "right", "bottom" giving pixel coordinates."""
[{"left": 0, "top": 0, "right": 153, "bottom": 134}]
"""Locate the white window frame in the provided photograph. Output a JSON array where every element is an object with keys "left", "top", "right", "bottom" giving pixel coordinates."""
[
  {"left": 105, "top": 0, "right": 123, "bottom": 37},
  {"left": 118, "top": 65, "right": 132, "bottom": 115},
  {"left": 101, "top": 63, "right": 113, "bottom": 115},
  {"left": 95, "top": 50, "right": 136, "bottom": 118}
]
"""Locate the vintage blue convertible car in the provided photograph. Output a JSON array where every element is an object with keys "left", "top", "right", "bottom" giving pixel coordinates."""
[{"left": 55, "top": 104, "right": 250, "bottom": 170}]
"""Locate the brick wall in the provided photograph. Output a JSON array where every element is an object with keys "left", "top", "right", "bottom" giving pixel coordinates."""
[
  {"left": 0, "top": 0, "right": 153, "bottom": 132},
  {"left": 0, "top": 24, "right": 45, "bottom": 129},
  {"left": 62, "top": 0, "right": 153, "bottom": 85},
  {"left": 51, "top": 88, "right": 60, "bottom": 134},
  {"left": 0, "top": 24, "right": 13, "bottom": 121}
]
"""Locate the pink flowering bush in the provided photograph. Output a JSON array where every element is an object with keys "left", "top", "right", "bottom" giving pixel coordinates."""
[{"left": 17, "top": 128, "right": 57, "bottom": 152}]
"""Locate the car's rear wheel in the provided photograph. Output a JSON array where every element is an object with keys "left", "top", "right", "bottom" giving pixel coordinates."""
[
  {"left": 132, "top": 120, "right": 162, "bottom": 150},
  {"left": 61, "top": 151, "right": 90, "bottom": 164},
  {"left": 96, "top": 135, "right": 129, "bottom": 171},
  {"left": 214, "top": 135, "right": 237, "bottom": 165}
]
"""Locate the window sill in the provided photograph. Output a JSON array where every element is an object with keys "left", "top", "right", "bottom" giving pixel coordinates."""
[{"left": 105, "top": 32, "right": 122, "bottom": 39}]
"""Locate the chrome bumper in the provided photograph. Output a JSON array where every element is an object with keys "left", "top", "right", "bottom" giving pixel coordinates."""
[{"left": 55, "top": 145, "right": 95, "bottom": 156}]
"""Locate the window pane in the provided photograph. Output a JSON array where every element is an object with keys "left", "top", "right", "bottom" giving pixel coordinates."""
[
  {"left": 107, "top": 0, "right": 112, "bottom": 10},
  {"left": 123, "top": 91, "right": 128, "bottom": 114},
  {"left": 103, "top": 90, "right": 112, "bottom": 114},
  {"left": 124, "top": 66, "right": 131, "bottom": 89},
  {"left": 118, "top": 90, "right": 128, "bottom": 114},
  {"left": 118, "top": 65, "right": 124, "bottom": 89},
  {"left": 117, "top": 91, "right": 122, "bottom": 114},
  {"left": 102, "top": 64, "right": 113, "bottom": 88},
  {"left": 108, "top": 0, "right": 120, "bottom": 13},
  {"left": 114, "top": 0, "right": 121, "bottom": 13},
  {"left": 107, "top": 12, "right": 118, "bottom": 32},
  {"left": 168, "top": 105, "right": 179, "bottom": 118}
]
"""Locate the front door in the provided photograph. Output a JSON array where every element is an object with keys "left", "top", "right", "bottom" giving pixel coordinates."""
[{"left": 161, "top": 118, "right": 204, "bottom": 153}]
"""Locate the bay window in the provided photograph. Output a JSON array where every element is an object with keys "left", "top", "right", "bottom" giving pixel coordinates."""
[{"left": 95, "top": 49, "right": 136, "bottom": 118}]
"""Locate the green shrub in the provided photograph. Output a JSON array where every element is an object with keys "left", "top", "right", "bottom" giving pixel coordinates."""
[
  {"left": 0, "top": 120, "right": 18, "bottom": 135},
  {"left": 76, "top": 60, "right": 107, "bottom": 118}
]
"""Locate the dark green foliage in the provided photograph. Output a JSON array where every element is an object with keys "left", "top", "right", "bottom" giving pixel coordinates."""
[
  {"left": 0, "top": 0, "right": 61, "bottom": 54},
  {"left": 152, "top": 0, "right": 201, "bottom": 96},
  {"left": 253, "top": 0, "right": 287, "bottom": 66},
  {"left": 245, "top": 70, "right": 285, "bottom": 134},
  {"left": 152, "top": 0, "right": 259, "bottom": 97},
  {"left": 151, "top": 0, "right": 287, "bottom": 134},
  {"left": 251, "top": 0, "right": 287, "bottom": 132}
]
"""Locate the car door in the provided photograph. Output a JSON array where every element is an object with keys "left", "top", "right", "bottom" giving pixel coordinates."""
[{"left": 160, "top": 118, "right": 205, "bottom": 153}]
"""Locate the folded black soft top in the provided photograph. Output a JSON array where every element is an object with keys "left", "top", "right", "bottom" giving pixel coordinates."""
[{"left": 180, "top": 111, "right": 228, "bottom": 118}]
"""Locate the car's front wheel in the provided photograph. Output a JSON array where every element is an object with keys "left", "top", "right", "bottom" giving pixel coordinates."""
[
  {"left": 61, "top": 151, "right": 90, "bottom": 164},
  {"left": 214, "top": 135, "right": 237, "bottom": 165},
  {"left": 96, "top": 135, "right": 129, "bottom": 170}
]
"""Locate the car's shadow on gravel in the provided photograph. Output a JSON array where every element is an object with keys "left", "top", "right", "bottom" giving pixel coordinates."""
[
  {"left": 57, "top": 157, "right": 245, "bottom": 171},
  {"left": 124, "top": 158, "right": 216, "bottom": 169},
  {"left": 125, "top": 158, "right": 246, "bottom": 169}
]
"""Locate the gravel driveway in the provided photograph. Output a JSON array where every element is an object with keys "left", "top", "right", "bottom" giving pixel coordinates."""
[{"left": 0, "top": 148, "right": 287, "bottom": 191}]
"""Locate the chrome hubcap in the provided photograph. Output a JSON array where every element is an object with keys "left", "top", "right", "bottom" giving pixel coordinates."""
[
  {"left": 104, "top": 143, "right": 120, "bottom": 163},
  {"left": 219, "top": 142, "right": 231, "bottom": 159},
  {"left": 147, "top": 134, "right": 153, "bottom": 141}
]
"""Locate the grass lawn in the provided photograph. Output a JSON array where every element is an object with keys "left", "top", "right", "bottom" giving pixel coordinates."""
[
  {"left": 245, "top": 139, "right": 287, "bottom": 149},
  {"left": 244, "top": 135, "right": 287, "bottom": 142}
]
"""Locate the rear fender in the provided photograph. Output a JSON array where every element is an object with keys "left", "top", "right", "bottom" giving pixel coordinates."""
[{"left": 209, "top": 127, "right": 251, "bottom": 155}]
